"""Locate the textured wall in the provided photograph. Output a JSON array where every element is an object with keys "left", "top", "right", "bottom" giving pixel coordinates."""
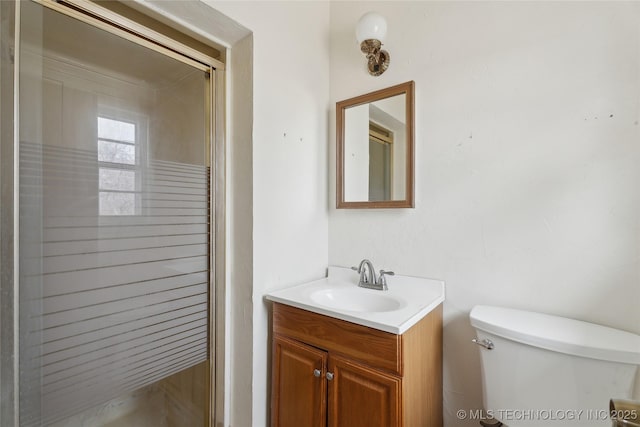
[
  {"left": 207, "top": 2, "right": 331, "bottom": 425},
  {"left": 329, "top": 2, "right": 640, "bottom": 426}
]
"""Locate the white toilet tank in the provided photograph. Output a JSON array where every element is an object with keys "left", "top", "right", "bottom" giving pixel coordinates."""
[{"left": 470, "top": 305, "right": 640, "bottom": 427}]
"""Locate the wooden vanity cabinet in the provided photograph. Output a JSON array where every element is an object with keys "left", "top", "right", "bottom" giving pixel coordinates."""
[
  {"left": 327, "top": 354, "right": 401, "bottom": 427},
  {"left": 272, "top": 336, "right": 327, "bottom": 427},
  {"left": 271, "top": 302, "right": 443, "bottom": 427}
]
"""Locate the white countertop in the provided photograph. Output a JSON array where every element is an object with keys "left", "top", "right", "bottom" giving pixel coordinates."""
[{"left": 265, "top": 266, "right": 445, "bottom": 334}]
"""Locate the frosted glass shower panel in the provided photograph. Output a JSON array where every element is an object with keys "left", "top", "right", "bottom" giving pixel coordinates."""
[{"left": 19, "top": 2, "right": 211, "bottom": 425}]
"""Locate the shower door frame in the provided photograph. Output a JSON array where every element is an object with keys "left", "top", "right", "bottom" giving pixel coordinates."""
[{"left": 0, "top": 0, "right": 227, "bottom": 425}]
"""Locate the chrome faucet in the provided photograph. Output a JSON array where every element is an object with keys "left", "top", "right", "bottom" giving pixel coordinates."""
[
  {"left": 352, "top": 259, "right": 377, "bottom": 287},
  {"left": 351, "top": 259, "right": 394, "bottom": 291}
]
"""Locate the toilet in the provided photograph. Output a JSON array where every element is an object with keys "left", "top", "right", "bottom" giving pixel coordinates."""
[{"left": 470, "top": 305, "right": 640, "bottom": 426}]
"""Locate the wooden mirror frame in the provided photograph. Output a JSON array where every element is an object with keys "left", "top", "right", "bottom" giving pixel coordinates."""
[{"left": 336, "top": 81, "right": 415, "bottom": 209}]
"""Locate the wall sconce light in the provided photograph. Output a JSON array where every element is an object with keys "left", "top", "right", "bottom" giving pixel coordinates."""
[{"left": 356, "top": 12, "right": 390, "bottom": 76}]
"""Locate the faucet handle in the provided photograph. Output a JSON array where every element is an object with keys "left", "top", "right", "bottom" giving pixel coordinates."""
[
  {"left": 350, "top": 266, "right": 360, "bottom": 272},
  {"left": 377, "top": 270, "right": 394, "bottom": 289}
]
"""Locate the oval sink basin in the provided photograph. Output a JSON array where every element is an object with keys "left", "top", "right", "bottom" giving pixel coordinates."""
[{"left": 310, "top": 288, "right": 404, "bottom": 313}]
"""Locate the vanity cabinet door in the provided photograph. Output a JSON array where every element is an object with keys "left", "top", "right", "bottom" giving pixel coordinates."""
[
  {"left": 327, "top": 355, "right": 401, "bottom": 427},
  {"left": 272, "top": 335, "right": 327, "bottom": 427}
]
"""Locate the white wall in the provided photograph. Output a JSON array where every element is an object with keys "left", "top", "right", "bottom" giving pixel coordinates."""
[
  {"left": 344, "top": 104, "right": 370, "bottom": 200},
  {"left": 227, "top": 32, "right": 254, "bottom": 427},
  {"left": 205, "top": 2, "right": 330, "bottom": 426},
  {"left": 329, "top": 2, "right": 640, "bottom": 426}
]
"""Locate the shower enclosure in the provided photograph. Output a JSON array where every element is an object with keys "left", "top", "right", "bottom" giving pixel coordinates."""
[{"left": 1, "top": 1, "right": 224, "bottom": 425}]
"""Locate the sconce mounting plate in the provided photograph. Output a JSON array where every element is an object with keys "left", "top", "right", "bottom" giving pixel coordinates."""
[{"left": 360, "top": 39, "right": 390, "bottom": 76}]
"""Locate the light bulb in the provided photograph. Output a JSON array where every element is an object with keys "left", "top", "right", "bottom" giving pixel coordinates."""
[{"left": 356, "top": 12, "right": 387, "bottom": 44}]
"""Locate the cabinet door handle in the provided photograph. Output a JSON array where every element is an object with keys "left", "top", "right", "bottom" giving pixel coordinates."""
[
  {"left": 313, "top": 369, "right": 321, "bottom": 377},
  {"left": 325, "top": 372, "right": 334, "bottom": 381}
]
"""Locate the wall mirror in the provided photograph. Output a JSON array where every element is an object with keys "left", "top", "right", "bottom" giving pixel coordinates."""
[{"left": 336, "top": 81, "right": 414, "bottom": 209}]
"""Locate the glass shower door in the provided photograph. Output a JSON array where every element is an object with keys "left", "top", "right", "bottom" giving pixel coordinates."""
[{"left": 17, "top": 1, "right": 213, "bottom": 425}]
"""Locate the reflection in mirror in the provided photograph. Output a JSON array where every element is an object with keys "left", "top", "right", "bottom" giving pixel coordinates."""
[{"left": 337, "top": 81, "right": 414, "bottom": 208}]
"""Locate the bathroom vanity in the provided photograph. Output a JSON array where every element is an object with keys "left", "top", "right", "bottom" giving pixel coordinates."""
[{"left": 266, "top": 267, "right": 444, "bottom": 427}]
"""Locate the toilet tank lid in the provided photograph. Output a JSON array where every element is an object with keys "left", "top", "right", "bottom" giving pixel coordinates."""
[{"left": 470, "top": 305, "right": 640, "bottom": 365}]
